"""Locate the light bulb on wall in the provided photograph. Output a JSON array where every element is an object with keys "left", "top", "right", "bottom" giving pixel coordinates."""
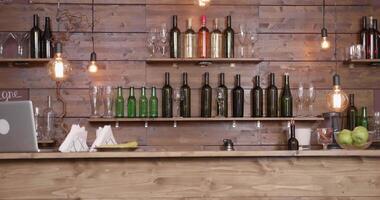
[
  {"left": 321, "top": 27, "right": 330, "bottom": 49},
  {"left": 88, "top": 52, "right": 98, "bottom": 73},
  {"left": 326, "top": 74, "right": 349, "bottom": 112},
  {"left": 48, "top": 42, "right": 71, "bottom": 81}
]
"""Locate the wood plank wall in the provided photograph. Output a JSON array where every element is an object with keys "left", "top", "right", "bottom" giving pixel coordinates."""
[{"left": 0, "top": 0, "right": 379, "bottom": 150}]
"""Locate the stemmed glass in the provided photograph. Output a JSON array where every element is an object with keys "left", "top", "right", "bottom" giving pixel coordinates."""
[
  {"left": 296, "top": 83, "right": 305, "bottom": 117},
  {"left": 374, "top": 112, "right": 380, "bottom": 140},
  {"left": 317, "top": 128, "right": 333, "bottom": 150},
  {"left": 146, "top": 27, "right": 158, "bottom": 57},
  {"left": 305, "top": 83, "right": 316, "bottom": 116},
  {"left": 0, "top": 32, "right": 10, "bottom": 58},
  {"left": 248, "top": 30, "right": 258, "bottom": 57},
  {"left": 174, "top": 89, "right": 182, "bottom": 117},
  {"left": 12, "top": 32, "right": 29, "bottom": 58},
  {"left": 159, "top": 24, "right": 168, "bottom": 57},
  {"left": 238, "top": 24, "right": 248, "bottom": 58}
]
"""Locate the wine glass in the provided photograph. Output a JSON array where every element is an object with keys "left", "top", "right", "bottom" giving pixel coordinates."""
[
  {"left": 248, "top": 30, "right": 258, "bottom": 57},
  {"left": 12, "top": 32, "right": 29, "bottom": 58},
  {"left": 159, "top": 23, "right": 168, "bottom": 57},
  {"left": 296, "top": 83, "right": 305, "bottom": 117},
  {"left": 238, "top": 24, "right": 248, "bottom": 58},
  {"left": 174, "top": 89, "right": 182, "bottom": 117},
  {"left": 306, "top": 83, "right": 316, "bottom": 116},
  {"left": 317, "top": 128, "right": 333, "bottom": 150},
  {"left": 0, "top": 32, "right": 10, "bottom": 58},
  {"left": 146, "top": 27, "right": 158, "bottom": 57}
]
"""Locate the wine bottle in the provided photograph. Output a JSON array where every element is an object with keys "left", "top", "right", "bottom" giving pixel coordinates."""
[
  {"left": 162, "top": 72, "right": 173, "bottom": 118},
  {"left": 139, "top": 87, "right": 148, "bottom": 118},
  {"left": 223, "top": 15, "right": 234, "bottom": 58},
  {"left": 346, "top": 94, "right": 357, "bottom": 130},
  {"left": 43, "top": 96, "right": 56, "bottom": 140},
  {"left": 201, "top": 72, "right": 212, "bottom": 117},
  {"left": 266, "top": 73, "right": 278, "bottom": 117},
  {"left": 170, "top": 15, "right": 181, "bottom": 58},
  {"left": 367, "top": 16, "right": 377, "bottom": 59},
  {"left": 211, "top": 18, "right": 222, "bottom": 58},
  {"left": 183, "top": 18, "right": 197, "bottom": 58},
  {"left": 288, "top": 122, "right": 299, "bottom": 150},
  {"left": 251, "top": 75, "right": 263, "bottom": 117},
  {"left": 359, "top": 106, "right": 369, "bottom": 129},
  {"left": 232, "top": 74, "right": 244, "bottom": 117},
  {"left": 197, "top": 15, "right": 210, "bottom": 58},
  {"left": 360, "top": 16, "right": 368, "bottom": 59},
  {"left": 149, "top": 87, "right": 158, "bottom": 118},
  {"left": 30, "top": 14, "right": 41, "bottom": 58},
  {"left": 41, "top": 17, "right": 53, "bottom": 58},
  {"left": 373, "top": 19, "right": 379, "bottom": 59},
  {"left": 115, "top": 86, "right": 124, "bottom": 118},
  {"left": 127, "top": 87, "right": 136, "bottom": 118},
  {"left": 280, "top": 73, "right": 293, "bottom": 117},
  {"left": 180, "top": 72, "right": 191, "bottom": 117},
  {"left": 217, "top": 73, "right": 228, "bottom": 117}
]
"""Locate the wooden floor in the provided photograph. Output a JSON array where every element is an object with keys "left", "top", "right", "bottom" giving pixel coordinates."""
[{"left": 0, "top": 157, "right": 379, "bottom": 199}]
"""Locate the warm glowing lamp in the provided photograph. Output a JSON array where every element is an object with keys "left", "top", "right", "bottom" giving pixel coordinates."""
[
  {"left": 326, "top": 74, "right": 349, "bottom": 112},
  {"left": 87, "top": 52, "right": 98, "bottom": 73},
  {"left": 48, "top": 42, "right": 71, "bottom": 81},
  {"left": 321, "top": 28, "right": 330, "bottom": 49},
  {"left": 196, "top": 0, "right": 210, "bottom": 7}
]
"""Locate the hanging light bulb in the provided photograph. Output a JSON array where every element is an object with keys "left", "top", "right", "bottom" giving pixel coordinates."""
[
  {"left": 88, "top": 52, "right": 98, "bottom": 73},
  {"left": 326, "top": 74, "right": 349, "bottom": 112},
  {"left": 48, "top": 42, "right": 71, "bottom": 81},
  {"left": 196, "top": 0, "right": 210, "bottom": 7},
  {"left": 321, "top": 27, "right": 330, "bottom": 49}
]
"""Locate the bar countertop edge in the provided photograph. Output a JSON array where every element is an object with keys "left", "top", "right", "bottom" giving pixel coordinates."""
[{"left": 1, "top": 150, "right": 380, "bottom": 160}]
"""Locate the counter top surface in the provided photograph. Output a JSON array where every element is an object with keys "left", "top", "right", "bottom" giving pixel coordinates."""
[{"left": 0, "top": 150, "right": 380, "bottom": 160}]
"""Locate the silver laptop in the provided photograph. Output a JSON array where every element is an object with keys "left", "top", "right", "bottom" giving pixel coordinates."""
[{"left": 0, "top": 101, "right": 38, "bottom": 152}]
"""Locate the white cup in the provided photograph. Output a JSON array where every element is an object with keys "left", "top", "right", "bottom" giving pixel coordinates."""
[{"left": 295, "top": 128, "right": 312, "bottom": 150}]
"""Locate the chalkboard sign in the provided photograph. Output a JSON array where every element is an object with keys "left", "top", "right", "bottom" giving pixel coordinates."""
[{"left": 0, "top": 89, "right": 29, "bottom": 102}]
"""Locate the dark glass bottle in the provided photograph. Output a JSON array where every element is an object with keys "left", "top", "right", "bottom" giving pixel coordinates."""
[
  {"left": 30, "top": 14, "right": 41, "bottom": 58},
  {"left": 266, "top": 73, "right": 278, "bottom": 117},
  {"left": 115, "top": 86, "right": 124, "bottom": 118},
  {"left": 127, "top": 87, "right": 136, "bottom": 118},
  {"left": 251, "top": 75, "right": 263, "bottom": 117},
  {"left": 373, "top": 19, "right": 379, "bottom": 59},
  {"left": 280, "top": 73, "right": 293, "bottom": 117},
  {"left": 180, "top": 72, "right": 191, "bottom": 117},
  {"left": 360, "top": 16, "right": 368, "bottom": 59},
  {"left": 217, "top": 73, "right": 228, "bottom": 117},
  {"left": 197, "top": 15, "right": 210, "bottom": 58},
  {"left": 346, "top": 94, "right": 357, "bottom": 130},
  {"left": 223, "top": 15, "right": 234, "bottom": 58},
  {"left": 40, "top": 17, "right": 53, "bottom": 58},
  {"left": 359, "top": 106, "right": 369, "bottom": 129},
  {"left": 162, "top": 72, "right": 173, "bottom": 118},
  {"left": 232, "top": 74, "right": 244, "bottom": 117},
  {"left": 149, "top": 87, "right": 158, "bottom": 118},
  {"left": 367, "top": 16, "right": 377, "bottom": 59},
  {"left": 288, "top": 122, "right": 299, "bottom": 150},
  {"left": 170, "top": 15, "right": 181, "bottom": 58},
  {"left": 201, "top": 72, "right": 212, "bottom": 118}
]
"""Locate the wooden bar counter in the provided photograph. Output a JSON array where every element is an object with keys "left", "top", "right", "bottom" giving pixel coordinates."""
[{"left": 1, "top": 150, "right": 380, "bottom": 200}]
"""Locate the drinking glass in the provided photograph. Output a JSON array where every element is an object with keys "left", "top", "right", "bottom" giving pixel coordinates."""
[
  {"left": 103, "top": 86, "right": 114, "bottom": 118},
  {"left": 296, "top": 83, "right": 305, "bottom": 117},
  {"left": 146, "top": 27, "right": 158, "bottom": 57},
  {"left": 12, "top": 32, "right": 29, "bottom": 58},
  {"left": 89, "top": 86, "right": 103, "bottom": 118},
  {"left": 295, "top": 128, "right": 312, "bottom": 150},
  {"left": 238, "top": 24, "right": 248, "bottom": 58},
  {"left": 216, "top": 87, "right": 225, "bottom": 117},
  {"left": 159, "top": 24, "right": 168, "bottom": 57},
  {"left": 0, "top": 32, "right": 10, "bottom": 58},
  {"left": 317, "top": 128, "right": 333, "bottom": 150},
  {"left": 174, "top": 89, "right": 182, "bottom": 117},
  {"left": 374, "top": 112, "right": 380, "bottom": 141},
  {"left": 248, "top": 30, "right": 258, "bottom": 57},
  {"left": 306, "top": 83, "right": 316, "bottom": 116}
]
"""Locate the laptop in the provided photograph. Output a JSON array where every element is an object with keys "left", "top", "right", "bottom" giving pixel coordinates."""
[{"left": 0, "top": 101, "right": 39, "bottom": 152}]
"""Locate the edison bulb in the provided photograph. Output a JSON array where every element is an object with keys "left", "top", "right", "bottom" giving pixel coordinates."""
[
  {"left": 88, "top": 61, "right": 98, "bottom": 73},
  {"left": 321, "top": 37, "right": 330, "bottom": 49},
  {"left": 48, "top": 52, "right": 71, "bottom": 81},
  {"left": 326, "top": 74, "right": 349, "bottom": 112},
  {"left": 196, "top": 0, "right": 210, "bottom": 7}
]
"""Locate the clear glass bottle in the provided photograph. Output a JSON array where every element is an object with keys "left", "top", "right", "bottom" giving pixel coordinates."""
[
  {"left": 183, "top": 18, "right": 197, "bottom": 58},
  {"left": 43, "top": 96, "right": 56, "bottom": 140},
  {"left": 211, "top": 18, "right": 223, "bottom": 58}
]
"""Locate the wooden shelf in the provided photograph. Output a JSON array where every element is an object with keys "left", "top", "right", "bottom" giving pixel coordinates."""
[
  {"left": 0, "top": 58, "right": 51, "bottom": 66},
  {"left": 0, "top": 150, "right": 379, "bottom": 160},
  {"left": 146, "top": 58, "right": 262, "bottom": 66},
  {"left": 345, "top": 59, "right": 380, "bottom": 66},
  {"left": 88, "top": 117, "right": 324, "bottom": 123}
]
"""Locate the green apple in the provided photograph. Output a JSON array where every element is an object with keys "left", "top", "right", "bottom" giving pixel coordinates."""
[
  {"left": 352, "top": 126, "right": 369, "bottom": 145},
  {"left": 337, "top": 129, "right": 353, "bottom": 145}
]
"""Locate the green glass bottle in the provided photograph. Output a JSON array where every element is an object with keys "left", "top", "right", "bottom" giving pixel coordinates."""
[
  {"left": 346, "top": 94, "right": 357, "bottom": 130},
  {"left": 266, "top": 73, "right": 278, "bottom": 117},
  {"left": 127, "top": 87, "right": 136, "bottom": 118},
  {"left": 201, "top": 72, "right": 212, "bottom": 118},
  {"left": 115, "top": 86, "right": 124, "bottom": 118},
  {"left": 149, "top": 87, "right": 158, "bottom": 118},
  {"left": 280, "top": 73, "right": 293, "bottom": 117},
  {"left": 180, "top": 72, "right": 191, "bottom": 117},
  {"left": 359, "top": 106, "right": 369, "bottom": 129},
  {"left": 139, "top": 87, "right": 148, "bottom": 118},
  {"left": 251, "top": 75, "right": 263, "bottom": 117}
]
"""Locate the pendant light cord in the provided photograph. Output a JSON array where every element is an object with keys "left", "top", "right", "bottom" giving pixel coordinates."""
[
  {"left": 56, "top": 0, "right": 61, "bottom": 32},
  {"left": 322, "top": 0, "right": 326, "bottom": 29},
  {"left": 91, "top": 0, "right": 95, "bottom": 53},
  {"left": 334, "top": 0, "right": 338, "bottom": 74}
]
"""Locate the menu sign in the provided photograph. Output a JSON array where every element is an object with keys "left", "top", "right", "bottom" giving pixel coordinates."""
[{"left": 0, "top": 89, "right": 29, "bottom": 102}]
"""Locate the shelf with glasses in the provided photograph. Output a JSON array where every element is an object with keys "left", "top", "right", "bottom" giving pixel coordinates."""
[
  {"left": 344, "top": 59, "right": 380, "bottom": 66},
  {"left": 145, "top": 58, "right": 262, "bottom": 67},
  {"left": 0, "top": 58, "right": 51, "bottom": 66},
  {"left": 88, "top": 117, "right": 324, "bottom": 128}
]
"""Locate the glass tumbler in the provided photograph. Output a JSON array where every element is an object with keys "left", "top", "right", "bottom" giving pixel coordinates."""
[
  {"left": 103, "top": 86, "right": 114, "bottom": 118},
  {"left": 89, "top": 86, "right": 103, "bottom": 118}
]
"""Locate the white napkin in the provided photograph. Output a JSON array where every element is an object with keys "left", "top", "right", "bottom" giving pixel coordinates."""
[
  {"left": 59, "top": 124, "right": 89, "bottom": 152},
  {"left": 90, "top": 125, "right": 117, "bottom": 152}
]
